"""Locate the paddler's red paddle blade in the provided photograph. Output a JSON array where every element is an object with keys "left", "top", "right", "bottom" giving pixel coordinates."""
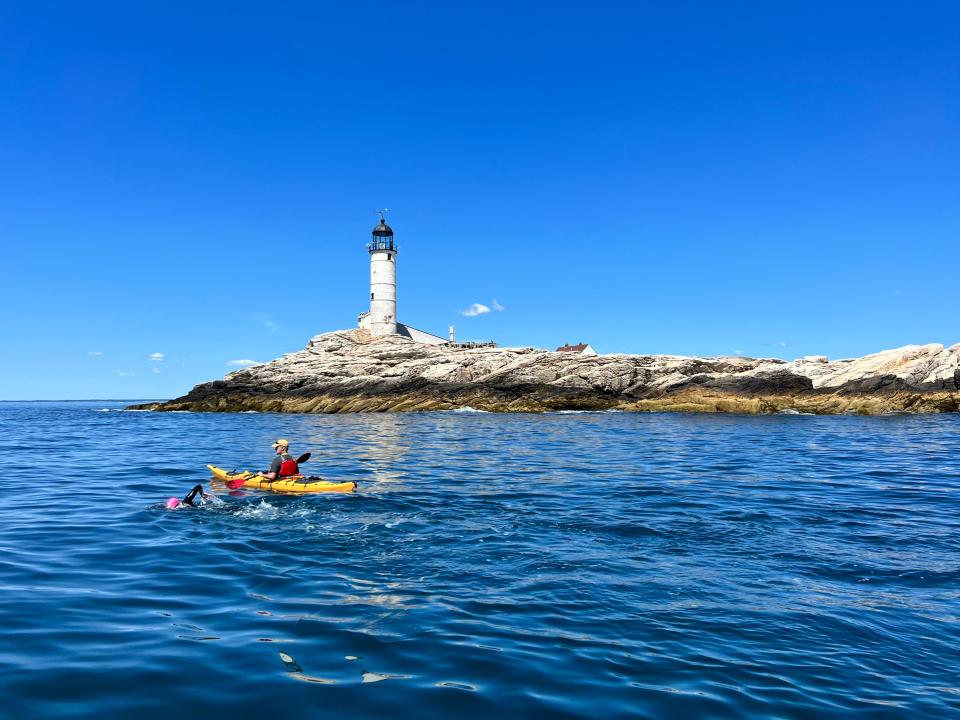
[{"left": 225, "top": 476, "right": 247, "bottom": 490}]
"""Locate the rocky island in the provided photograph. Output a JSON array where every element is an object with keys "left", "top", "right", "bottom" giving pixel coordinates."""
[{"left": 132, "top": 330, "right": 960, "bottom": 415}]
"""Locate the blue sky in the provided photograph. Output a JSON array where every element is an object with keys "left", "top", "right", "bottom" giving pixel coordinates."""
[{"left": 1, "top": 2, "right": 957, "bottom": 399}]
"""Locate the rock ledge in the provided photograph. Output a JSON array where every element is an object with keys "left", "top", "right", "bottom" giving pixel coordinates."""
[{"left": 131, "top": 330, "right": 960, "bottom": 415}]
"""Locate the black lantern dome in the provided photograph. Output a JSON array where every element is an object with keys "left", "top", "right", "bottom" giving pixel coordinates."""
[
  {"left": 372, "top": 219, "right": 394, "bottom": 237},
  {"left": 369, "top": 210, "right": 396, "bottom": 252}
]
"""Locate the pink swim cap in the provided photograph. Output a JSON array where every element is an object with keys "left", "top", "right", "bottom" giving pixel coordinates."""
[{"left": 165, "top": 497, "right": 181, "bottom": 509}]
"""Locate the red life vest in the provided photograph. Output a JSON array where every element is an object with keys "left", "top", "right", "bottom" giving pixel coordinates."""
[{"left": 278, "top": 454, "right": 300, "bottom": 477}]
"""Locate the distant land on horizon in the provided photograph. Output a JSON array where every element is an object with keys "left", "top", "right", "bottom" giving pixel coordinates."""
[{"left": 0, "top": 398, "right": 171, "bottom": 403}]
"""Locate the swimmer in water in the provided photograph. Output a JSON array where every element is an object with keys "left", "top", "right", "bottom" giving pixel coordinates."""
[{"left": 165, "top": 484, "right": 211, "bottom": 509}]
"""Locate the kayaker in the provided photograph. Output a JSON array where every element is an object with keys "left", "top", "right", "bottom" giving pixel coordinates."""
[
  {"left": 257, "top": 438, "right": 300, "bottom": 482},
  {"left": 165, "top": 484, "right": 210, "bottom": 509}
]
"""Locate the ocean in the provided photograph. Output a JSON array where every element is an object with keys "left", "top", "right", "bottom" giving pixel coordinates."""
[{"left": 1, "top": 401, "right": 958, "bottom": 718}]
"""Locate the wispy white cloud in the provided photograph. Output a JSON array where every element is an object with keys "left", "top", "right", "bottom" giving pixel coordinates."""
[
  {"left": 148, "top": 352, "right": 165, "bottom": 362},
  {"left": 152, "top": 366, "right": 162, "bottom": 375},
  {"left": 253, "top": 313, "right": 281, "bottom": 332},
  {"left": 460, "top": 303, "right": 491, "bottom": 317},
  {"left": 227, "top": 359, "right": 262, "bottom": 367},
  {"left": 116, "top": 370, "right": 135, "bottom": 377},
  {"left": 734, "top": 350, "right": 744, "bottom": 356},
  {"left": 87, "top": 351, "right": 103, "bottom": 357},
  {"left": 492, "top": 299, "right": 505, "bottom": 311},
  {"left": 779, "top": 341, "right": 788, "bottom": 347}
]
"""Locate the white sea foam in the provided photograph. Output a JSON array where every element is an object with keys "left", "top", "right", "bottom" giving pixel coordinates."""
[
  {"left": 234, "top": 499, "right": 318, "bottom": 522},
  {"left": 447, "top": 407, "right": 491, "bottom": 413},
  {"left": 237, "top": 500, "right": 281, "bottom": 520},
  {"left": 550, "top": 409, "right": 626, "bottom": 415}
]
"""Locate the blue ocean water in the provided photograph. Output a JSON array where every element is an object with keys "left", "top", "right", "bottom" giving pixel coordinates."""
[{"left": 0, "top": 402, "right": 958, "bottom": 719}]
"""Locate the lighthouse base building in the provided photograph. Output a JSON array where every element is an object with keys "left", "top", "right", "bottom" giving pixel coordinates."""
[
  {"left": 357, "top": 313, "right": 448, "bottom": 345},
  {"left": 357, "top": 213, "right": 448, "bottom": 345}
]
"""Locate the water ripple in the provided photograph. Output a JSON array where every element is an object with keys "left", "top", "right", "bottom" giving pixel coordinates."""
[{"left": 0, "top": 402, "right": 958, "bottom": 718}]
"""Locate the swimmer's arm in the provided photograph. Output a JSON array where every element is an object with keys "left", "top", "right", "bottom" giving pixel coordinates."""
[{"left": 182, "top": 484, "right": 208, "bottom": 506}]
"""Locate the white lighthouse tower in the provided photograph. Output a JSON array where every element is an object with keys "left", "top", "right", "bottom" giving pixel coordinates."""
[
  {"left": 357, "top": 213, "right": 450, "bottom": 344},
  {"left": 367, "top": 210, "right": 398, "bottom": 336}
]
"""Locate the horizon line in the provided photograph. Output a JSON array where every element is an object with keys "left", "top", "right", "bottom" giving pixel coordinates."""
[{"left": 0, "top": 398, "right": 170, "bottom": 403}]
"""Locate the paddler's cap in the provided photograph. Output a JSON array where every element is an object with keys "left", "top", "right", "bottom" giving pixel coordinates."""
[{"left": 271, "top": 438, "right": 289, "bottom": 449}]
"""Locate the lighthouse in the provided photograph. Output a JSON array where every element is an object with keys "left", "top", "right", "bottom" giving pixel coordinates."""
[
  {"left": 356, "top": 213, "right": 451, "bottom": 345},
  {"left": 367, "top": 210, "right": 398, "bottom": 336}
]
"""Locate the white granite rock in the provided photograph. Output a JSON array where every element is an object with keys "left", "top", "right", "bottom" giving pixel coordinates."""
[{"left": 144, "top": 330, "right": 960, "bottom": 414}]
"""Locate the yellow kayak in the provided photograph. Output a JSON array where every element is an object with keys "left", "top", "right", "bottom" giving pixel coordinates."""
[{"left": 207, "top": 465, "right": 357, "bottom": 493}]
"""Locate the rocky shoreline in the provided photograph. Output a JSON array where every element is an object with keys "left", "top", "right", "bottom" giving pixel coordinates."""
[{"left": 130, "top": 330, "right": 960, "bottom": 415}]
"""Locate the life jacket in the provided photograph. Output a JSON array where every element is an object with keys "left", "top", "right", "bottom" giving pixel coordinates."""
[{"left": 278, "top": 453, "right": 300, "bottom": 477}]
